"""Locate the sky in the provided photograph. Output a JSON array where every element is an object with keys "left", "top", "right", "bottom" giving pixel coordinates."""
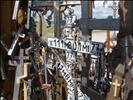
[
  {"left": 69, "top": 1, "right": 119, "bottom": 42},
  {"left": 32, "top": 1, "right": 119, "bottom": 42},
  {"left": 93, "top": 1, "right": 119, "bottom": 18},
  {"left": 73, "top": 1, "right": 119, "bottom": 19},
  {"left": 33, "top": 1, "right": 119, "bottom": 23}
]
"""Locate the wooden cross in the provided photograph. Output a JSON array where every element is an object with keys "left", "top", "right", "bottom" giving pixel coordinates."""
[
  {"left": 22, "top": 63, "right": 30, "bottom": 100},
  {"left": 112, "top": 79, "right": 121, "bottom": 97},
  {"left": 8, "top": 49, "right": 29, "bottom": 100},
  {"left": 23, "top": 80, "right": 27, "bottom": 100}
]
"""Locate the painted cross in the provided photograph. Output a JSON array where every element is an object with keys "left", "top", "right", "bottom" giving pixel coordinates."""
[
  {"left": 8, "top": 49, "right": 29, "bottom": 100},
  {"left": 62, "top": 7, "right": 84, "bottom": 100},
  {"left": 48, "top": 37, "right": 104, "bottom": 55},
  {"left": 47, "top": 24, "right": 104, "bottom": 99},
  {"left": 24, "top": 80, "right": 28, "bottom": 100},
  {"left": 48, "top": 37, "right": 104, "bottom": 99},
  {"left": 53, "top": 50, "right": 85, "bottom": 100},
  {"left": 47, "top": 6, "right": 103, "bottom": 100},
  {"left": 51, "top": 46, "right": 90, "bottom": 100},
  {"left": 112, "top": 79, "right": 121, "bottom": 97}
]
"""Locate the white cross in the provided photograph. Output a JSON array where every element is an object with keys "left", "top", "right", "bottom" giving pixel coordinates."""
[{"left": 112, "top": 79, "right": 121, "bottom": 97}]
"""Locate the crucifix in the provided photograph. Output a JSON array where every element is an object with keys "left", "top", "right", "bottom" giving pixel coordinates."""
[
  {"left": 9, "top": 49, "right": 29, "bottom": 100},
  {"left": 112, "top": 79, "right": 121, "bottom": 97}
]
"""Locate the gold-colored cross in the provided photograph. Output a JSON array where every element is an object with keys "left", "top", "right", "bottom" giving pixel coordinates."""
[{"left": 112, "top": 79, "right": 121, "bottom": 97}]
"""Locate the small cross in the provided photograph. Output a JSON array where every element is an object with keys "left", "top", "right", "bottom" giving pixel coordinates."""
[{"left": 112, "top": 79, "right": 121, "bottom": 97}]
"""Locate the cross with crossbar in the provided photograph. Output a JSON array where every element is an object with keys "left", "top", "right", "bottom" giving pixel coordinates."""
[
  {"left": 8, "top": 49, "right": 29, "bottom": 100},
  {"left": 112, "top": 79, "right": 121, "bottom": 97}
]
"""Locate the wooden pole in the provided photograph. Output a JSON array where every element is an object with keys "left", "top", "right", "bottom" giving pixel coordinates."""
[
  {"left": 54, "top": 1, "right": 61, "bottom": 38},
  {"left": 23, "top": 82, "right": 27, "bottom": 100},
  {"left": 23, "top": 63, "right": 29, "bottom": 100},
  {"left": 17, "top": 63, "right": 29, "bottom": 100},
  {"left": 38, "top": 12, "right": 43, "bottom": 37},
  {"left": 106, "top": 30, "right": 110, "bottom": 51},
  {"left": 81, "top": 0, "right": 92, "bottom": 94},
  {"left": 89, "top": 0, "right": 93, "bottom": 18}
]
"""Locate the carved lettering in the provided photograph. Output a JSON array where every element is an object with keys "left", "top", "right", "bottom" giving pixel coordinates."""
[
  {"left": 82, "top": 44, "right": 88, "bottom": 52},
  {"left": 54, "top": 39, "right": 57, "bottom": 47},
  {"left": 66, "top": 41, "right": 72, "bottom": 49},
  {"left": 73, "top": 42, "right": 77, "bottom": 50},
  {"left": 61, "top": 40, "right": 64, "bottom": 48},
  {"left": 58, "top": 64, "right": 63, "bottom": 70},
  {"left": 50, "top": 41, "right": 53, "bottom": 46}
]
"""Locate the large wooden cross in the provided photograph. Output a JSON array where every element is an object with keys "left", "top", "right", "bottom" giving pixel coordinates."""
[{"left": 9, "top": 49, "right": 29, "bottom": 100}]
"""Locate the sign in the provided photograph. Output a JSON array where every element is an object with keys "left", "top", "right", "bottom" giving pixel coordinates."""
[
  {"left": 48, "top": 37, "right": 104, "bottom": 100},
  {"left": 48, "top": 37, "right": 103, "bottom": 99},
  {"left": 48, "top": 38, "right": 92, "bottom": 53},
  {"left": 56, "top": 55, "right": 90, "bottom": 100},
  {"left": 66, "top": 49, "right": 76, "bottom": 99},
  {"left": 48, "top": 38, "right": 104, "bottom": 55}
]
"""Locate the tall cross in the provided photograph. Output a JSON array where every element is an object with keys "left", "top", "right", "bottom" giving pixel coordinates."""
[
  {"left": 8, "top": 49, "right": 29, "bottom": 100},
  {"left": 112, "top": 79, "right": 121, "bottom": 97}
]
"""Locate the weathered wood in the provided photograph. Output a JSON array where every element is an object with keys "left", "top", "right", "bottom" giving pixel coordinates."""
[
  {"left": 23, "top": 63, "right": 30, "bottom": 100},
  {"left": 81, "top": 0, "right": 92, "bottom": 96},
  {"left": 106, "top": 30, "right": 111, "bottom": 51},
  {"left": 122, "top": 47, "right": 133, "bottom": 100},
  {"left": 118, "top": 1, "right": 133, "bottom": 38},
  {"left": 81, "top": 1, "right": 91, "bottom": 39},
  {"left": 12, "top": 49, "right": 24, "bottom": 100},
  {"left": 12, "top": 49, "right": 29, "bottom": 100},
  {"left": 32, "top": 1, "right": 53, "bottom": 7},
  {"left": 54, "top": 1, "right": 61, "bottom": 38},
  {"left": 24, "top": 81, "right": 27, "bottom": 100},
  {"left": 79, "top": 19, "right": 120, "bottom": 30}
]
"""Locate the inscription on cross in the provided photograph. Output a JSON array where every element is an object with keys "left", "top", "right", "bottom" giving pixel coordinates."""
[{"left": 48, "top": 4, "right": 103, "bottom": 99}]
